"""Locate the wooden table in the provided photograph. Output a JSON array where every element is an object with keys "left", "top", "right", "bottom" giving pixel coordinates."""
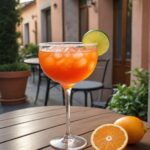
[{"left": 0, "top": 106, "right": 149, "bottom": 150}]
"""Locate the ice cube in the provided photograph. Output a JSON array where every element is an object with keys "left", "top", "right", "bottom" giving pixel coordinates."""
[
  {"left": 64, "top": 51, "right": 71, "bottom": 58},
  {"left": 54, "top": 52, "right": 63, "bottom": 59},
  {"left": 65, "top": 47, "right": 76, "bottom": 52},
  {"left": 45, "top": 57, "right": 55, "bottom": 67},
  {"left": 73, "top": 52, "right": 83, "bottom": 59},
  {"left": 75, "top": 58, "right": 87, "bottom": 68},
  {"left": 50, "top": 46, "right": 65, "bottom": 52}
]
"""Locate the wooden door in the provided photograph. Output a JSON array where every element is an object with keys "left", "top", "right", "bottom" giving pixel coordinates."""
[{"left": 113, "top": 0, "right": 132, "bottom": 85}]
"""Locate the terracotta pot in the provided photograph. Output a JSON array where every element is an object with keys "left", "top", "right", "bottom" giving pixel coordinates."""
[{"left": 0, "top": 71, "right": 30, "bottom": 105}]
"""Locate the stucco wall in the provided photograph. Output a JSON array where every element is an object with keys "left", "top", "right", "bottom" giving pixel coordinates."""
[
  {"left": 36, "top": 0, "right": 50, "bottom": 43},
  {"left": 88, "top": 0, "right": 113, "bottom": 87},
  {"left": 131, "top": 0, "right": 149, "bottom": 71},
  {"left": 64, "top": 0, "right": 79, "bottom": 41},
  {"left": 50, "top": 0, "right": 63, "bottom": 41},
  {"left": 131, "top": 0, "right": 150, "bottom": 122},
  {"left": 88, "top": 0, "right": 99, "bottom": 29},
  {"left": 20, "top": 0, "right": 63, "bottom": 44},
  {"left": 21, "top": 2, "right": 37, "bottom": 44},
  {"left": 36, "top": 0, "right": 63, "bottom": 42},
  {"left": 98, "top": 0, "right": 113, "bottom": 87}
]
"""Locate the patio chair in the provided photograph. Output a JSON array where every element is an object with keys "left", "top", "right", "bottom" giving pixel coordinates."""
[
  {"left": 31, "top": 64, "right": 38, "bottom": 83},
  {"left": 34, "top": 67, "right": 65, "bottom": 106},
  {"left": 70, "top": 58, "right": 110, "bottom": 107},
  {"left": 92, "top": 86, "right": 117, "bottom": 108},
  {"left": 91, "top": 87, "right": 113, "bottom": 108}
]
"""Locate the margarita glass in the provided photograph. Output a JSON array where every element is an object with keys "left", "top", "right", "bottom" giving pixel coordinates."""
[{"left": 39, "top": 42, "right": 98, "bottom": 149}]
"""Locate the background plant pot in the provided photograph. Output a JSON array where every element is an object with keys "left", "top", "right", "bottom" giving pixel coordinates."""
[{"left": 0, "top": 71, "right": 30, "bottom": 105}]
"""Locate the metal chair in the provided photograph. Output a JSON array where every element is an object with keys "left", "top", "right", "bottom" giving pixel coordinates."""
[
  {"left": 91, "top": 87, "right": 113, "bottom": 108},
  {"left": 92, "top": 86, "right": 117, "bottom": 108},
  {"left": 70, "top": 58, "right": 110, "bottom": 107},
  {"left": 34, "top": 66, "right": 65, "bottom": 106}
]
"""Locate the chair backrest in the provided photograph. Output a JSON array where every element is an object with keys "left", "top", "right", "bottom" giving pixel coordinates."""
[{"left": 97, "top": 58, "right": 110, "bottom": 83}]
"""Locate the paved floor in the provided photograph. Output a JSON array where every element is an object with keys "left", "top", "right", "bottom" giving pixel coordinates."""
[{"left": 0, "top": 73, "right": 93, "bottom": 114}]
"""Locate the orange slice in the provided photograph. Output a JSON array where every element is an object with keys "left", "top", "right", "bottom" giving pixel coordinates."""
[{"left": 91, "top": 124, "right": 128, "bottom": 150}]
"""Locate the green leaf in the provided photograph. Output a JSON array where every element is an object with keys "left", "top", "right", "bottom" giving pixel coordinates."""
[{"left": 108, "top": 68, "right": 148, "bottom": 121}]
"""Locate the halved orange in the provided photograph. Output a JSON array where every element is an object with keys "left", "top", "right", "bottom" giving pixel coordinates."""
[{"left": 91, "top": 124, "right": 128, "bottom": 150}]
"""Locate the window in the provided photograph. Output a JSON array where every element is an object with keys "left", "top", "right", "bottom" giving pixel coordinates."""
[{"left": 23, "top": 23, "right": 30, "bottom": 45}]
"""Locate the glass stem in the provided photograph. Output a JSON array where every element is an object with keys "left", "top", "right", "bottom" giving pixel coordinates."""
[{"left": 63, "top": 87, "right": 71, "bottom": 139}]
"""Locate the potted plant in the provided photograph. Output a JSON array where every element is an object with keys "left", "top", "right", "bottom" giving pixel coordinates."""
[
  {"left": 108, "top": 68, "right": 148, "bottom": 121},
  {"left": 0, "top": 0, "right": 30, "bottom": 104},
  {"left": 21, "top": 43, "right": 39, "bottom": 58}
]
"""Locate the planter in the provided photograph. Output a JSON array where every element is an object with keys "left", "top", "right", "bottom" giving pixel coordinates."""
[{"left": 0, "top": 71, "right": 30, "bottom": 105}]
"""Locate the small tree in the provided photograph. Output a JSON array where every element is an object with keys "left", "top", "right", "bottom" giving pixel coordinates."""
[
  {"left": 0, "top": 0, "right": 29, "bottom": 71},
  {"left": 0, "top": 0, "right": 20, "bottom": 64}
]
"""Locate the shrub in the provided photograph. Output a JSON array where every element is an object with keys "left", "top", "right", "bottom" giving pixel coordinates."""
[
  {"left": 108, "top": 68, "right": 148, "bottom": 121},
  {"left": 0, "top": 0, "right": 20, "bottom": 64},
  {"left": 0, "top": 0, "right": 29, "bottom": 71},
  {"left": 0, "top": 63, "right": 30, "bottom": 72},
  {"left": 20, "top": 43, "right": 39, "bottom": 59}
]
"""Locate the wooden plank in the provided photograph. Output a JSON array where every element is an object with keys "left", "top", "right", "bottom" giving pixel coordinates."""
[
  {"left": 0, "top": 108, "right": 64, "bottom": 128},
  {"left": 0, "top": 107, "right": 93, "bottom": 129},
  {"left": 0, "top": 113, "right": 122, "bottom": 150},
  {"left": 0, "top": 106, "right": 64, "bottom": 121},
  {"left": 0, "top": 107, "right": 149, "bottom": 150},
  {"left": 40, "top": 146, "right": 55, "bottom": 150},
  {"left": 84, "top": 147, "right": 93, "bottom": 150},
  {"left": 0, "top": 108, "right": 112, "bottom": 143}
]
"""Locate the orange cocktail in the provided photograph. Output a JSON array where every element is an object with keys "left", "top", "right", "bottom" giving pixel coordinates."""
[
  {"left": 39, "top": 42, "right": 98, "bottom": 150},
  {"left": 39, "top": 45, "right": 98, "bottom": 88}
]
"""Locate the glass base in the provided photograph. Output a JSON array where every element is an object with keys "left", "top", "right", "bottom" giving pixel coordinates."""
[{"left": 50, "top": 135, "right": 87, "bottom": 150}]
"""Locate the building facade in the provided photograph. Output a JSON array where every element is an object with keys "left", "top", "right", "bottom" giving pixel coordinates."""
[{"left": 18, "top": 0, "right": 150, "bottom": 89}]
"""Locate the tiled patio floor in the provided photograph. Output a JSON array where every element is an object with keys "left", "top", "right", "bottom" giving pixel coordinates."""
[{"left": 0, "top": 73, "right": 93, "bottom": 114}]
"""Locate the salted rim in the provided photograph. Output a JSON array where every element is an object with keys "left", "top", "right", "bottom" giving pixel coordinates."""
[{"left": 39, "top": 42, "right": 97, "bottom": 47}]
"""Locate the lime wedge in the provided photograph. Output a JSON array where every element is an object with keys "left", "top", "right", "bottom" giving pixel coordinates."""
[{"left": 82, "top": 30, "right": 110, "bottom": 56}]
